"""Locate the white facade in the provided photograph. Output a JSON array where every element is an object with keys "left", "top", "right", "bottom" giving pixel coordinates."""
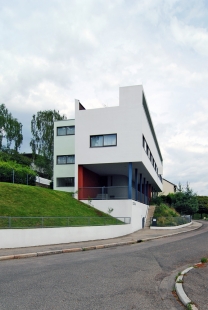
[
  {"left": 54, "top": 119, "right": 75, "bottom": 192},
  {"left": 54, "top": 85, "right": 163, "bottom": 203}
]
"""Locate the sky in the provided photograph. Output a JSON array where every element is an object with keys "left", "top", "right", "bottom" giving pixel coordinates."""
[{"left": 0, "top": 0, "right": 208, "bottom": 195}]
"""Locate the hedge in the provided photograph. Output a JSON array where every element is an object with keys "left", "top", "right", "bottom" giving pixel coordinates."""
[{"left": 0, "top": 161, "right": 36, "bottom": 186}]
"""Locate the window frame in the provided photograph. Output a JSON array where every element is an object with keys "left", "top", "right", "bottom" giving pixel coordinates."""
[
  {"left": 90, "top": 134, "right": 117, "bottom": 148},
  {"left": 57, "top": 177, "right": 75, "bottom": 187},
  {"left": 57, "top": 126, "right": 75, "bottom": 136},
  {"left": 57, "top": 155, "right": 75, "bottom": 165}
]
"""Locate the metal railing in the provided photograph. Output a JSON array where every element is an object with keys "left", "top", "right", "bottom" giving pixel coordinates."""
[
  {"left": 0, "top": 169, "right": 36, "bottom": 186},
  {"left": 0, "top": 216, "right": 131, "bottom": 229},
  {"left": 150, "top": 215, "right": 191, "bottom": 227},
  {"left": 78, "top": 186, "right": 150, "bottom": 204}
]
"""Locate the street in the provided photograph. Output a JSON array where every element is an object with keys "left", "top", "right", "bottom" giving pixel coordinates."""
[{"left": 1, "top": 222, "right": 208, "bottom": 310}]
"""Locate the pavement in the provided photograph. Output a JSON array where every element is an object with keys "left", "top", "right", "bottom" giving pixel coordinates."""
[{"left": 0, "top": 220, "right": 207, "bottom": 309}]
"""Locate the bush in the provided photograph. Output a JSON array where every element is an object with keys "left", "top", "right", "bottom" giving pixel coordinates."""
[
  {"left": 0, "top": 160, "right": 36, "bottom": 185},
  {"left": 154, "top": 203, "right": 179, "bottom": 218}
]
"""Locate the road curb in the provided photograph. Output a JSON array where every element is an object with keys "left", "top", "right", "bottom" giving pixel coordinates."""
[
  {"left": 175, "top": 266, "right": 199, "bottom": 310},
  {"left": 0, "top": 223, "right": 202, "bottom": 262}
]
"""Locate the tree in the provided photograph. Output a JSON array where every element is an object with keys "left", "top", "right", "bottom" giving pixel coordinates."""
[
  {"left": 172, "top": 183, "right": 198, "bottom": 215},
  {"left": 197, "top": 196, "right": 208, "bottom": 218},
  {"left": 0, "top": 104, "right": 23, "bottom": 151},
  {"left": 30, "top": 110, "right": 66, "bottom": 179}
]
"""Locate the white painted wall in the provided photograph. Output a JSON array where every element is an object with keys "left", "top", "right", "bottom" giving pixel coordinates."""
[
  {"left": 0, "top": 199, "right": 149, "bottom": 249},
  {"left": 82, "top": 199, "right": 149, "bottom": 231},
  {"left": 74, "top": 85, "right": 163, "bottom": 192},
  {"left": 0, "top": 225, "right": 132, "bottom": 249},
  {"left": 54, "top": 119, "right": 75, "bottom": 192}
]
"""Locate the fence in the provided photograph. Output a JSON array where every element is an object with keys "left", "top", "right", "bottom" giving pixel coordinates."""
[
  {"left": 0, "top": 169, "right": 36, "bottom": 186},
  {"left": 150, "top": 215, "right": 191, "bottom": 227},
  {"left": 0, "top": 216, "right": 131, "bottom": 229}
]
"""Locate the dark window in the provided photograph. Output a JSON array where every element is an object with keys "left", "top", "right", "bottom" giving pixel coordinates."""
[
  {"left": 57, "top": 126, "right": 75, "bottom": 136},
  {"left": 90, "top": 134, "right": 117, "bottom": 147},
  {"left": 57, "top": 155, "right": 75, "bottom": 164},
  {"left": 57, "top": 177, "right": 74, "bottom": 187}
]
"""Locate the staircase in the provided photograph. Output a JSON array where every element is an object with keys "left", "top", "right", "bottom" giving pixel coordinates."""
[{"left": 145, "top": 205, "right": 156, "bottom": 227}]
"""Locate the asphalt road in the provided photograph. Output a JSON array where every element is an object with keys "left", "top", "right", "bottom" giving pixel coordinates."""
[{"left": 1, "top": 222, "right": 208, "bottom": 310}]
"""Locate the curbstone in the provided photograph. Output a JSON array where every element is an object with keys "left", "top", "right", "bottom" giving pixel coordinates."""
[
  {"left": 95, "top": 245, "right": 105, "bottom": 249},
  {"left": 104, "top": 243, "right": 118, "bottom": 248},
  {"left": 175, "top": 282, "right": 191, "bottom": 305},
  {"left": 14, "top": 253, "right": 37, "bottom": 259},
  {"left": 175, "top": 265, "right": 199, "bottom": 309},
  {"left": 62, "top": 248, "right": 82, "bottom": 253},
  {"left": 37, "top": 250, "right": 62, "bottom": 256},
  {"left": 82, "top": 246, "right": 96, "bottom": 251},
  {"left": 0, "top": 255, "right": 14, "bottom": 261},
  {"left": 181, "top": 266, "right": 193, "bottom": 275}
]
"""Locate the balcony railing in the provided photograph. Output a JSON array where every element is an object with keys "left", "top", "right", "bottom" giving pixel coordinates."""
[{"left": 78, "top": 186, "right": 150, "bottom": 204}]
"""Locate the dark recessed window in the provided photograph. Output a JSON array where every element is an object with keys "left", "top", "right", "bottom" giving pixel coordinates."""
[
  {"left": 57, "top": 126, "right": 75, "bottom": 136},
  {"left": 57, "top": 177, "right": 74, "bottom": 187},
  {"left": 90, "top": 134, "right": 117, "bottom": 147},
  {"left": 57, "top": 155, "right": 75, "bottom": 164}
]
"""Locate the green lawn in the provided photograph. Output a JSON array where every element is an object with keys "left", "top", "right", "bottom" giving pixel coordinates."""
[{"left": 0, "top": 182, "right": 122, "bottom": 228}]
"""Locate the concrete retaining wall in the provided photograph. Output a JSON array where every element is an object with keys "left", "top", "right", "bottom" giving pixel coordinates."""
[{"left": 0, "top": 200, "right": 149, "bottom": 249}]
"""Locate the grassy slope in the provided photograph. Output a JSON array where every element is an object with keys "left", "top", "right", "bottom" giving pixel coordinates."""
[
  {"left": 0, "top": 182, "right": 106, "bottom": 216},
  {"left": 153, "top": 204, "right": 179, "bottom": 218}
]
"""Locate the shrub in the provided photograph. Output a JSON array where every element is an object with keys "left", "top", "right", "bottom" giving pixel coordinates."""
[{"left": 0, "top": 160, "right": 36, "bottom": 185}]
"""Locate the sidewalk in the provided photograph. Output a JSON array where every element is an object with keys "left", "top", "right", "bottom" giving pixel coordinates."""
[{"left": 0, "top": 221, "right": 201, "bottom": 259}]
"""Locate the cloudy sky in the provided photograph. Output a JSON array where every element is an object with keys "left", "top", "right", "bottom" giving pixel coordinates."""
[{"left": 0, "top": 0, "right": 208, "bottom": 194}]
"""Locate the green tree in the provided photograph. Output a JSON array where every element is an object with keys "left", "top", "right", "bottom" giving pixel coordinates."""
[
  {"left": 30, "top": 110, "right": 66, "bottom": 179},
  {"left": 0, "top": 104, "right": 23, "bottom": 151},
  {"left": 197, "top": 196, "right": 208, "bottom": 218},
  {"left": 173, "top": 183, "right": 198, "bottom": 215}
]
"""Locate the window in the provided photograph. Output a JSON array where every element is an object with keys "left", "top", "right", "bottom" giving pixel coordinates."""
[
  {"left": 57, "top": 155, "right": 75, "bottom": 164},
  {"left": 57, "top": 126, "right": 75, "bottom": 136},
  {"left": 90, "top": 134, "right": 117, "bottom": 147},
  {"left": 143, "top": 134, "right": 159, "bottom": 176},
  {"left": 57, "top": 177, "right": 74, "bottom": 187}
]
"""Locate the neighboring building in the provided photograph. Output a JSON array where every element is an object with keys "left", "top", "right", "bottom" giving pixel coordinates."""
[
  {"left": 53, "top": 85, "right": 163, "bottom": 230},
  {"left": 159, "top": 178, "right": 177, "bottom": 196}
]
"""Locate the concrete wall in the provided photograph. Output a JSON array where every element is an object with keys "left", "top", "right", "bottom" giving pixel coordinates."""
[
  {"left": 0, "top": 225, "right": 132, "bottom": 249},
  {"left": 0, "top": 199, "right": 149, "bottom": 249},
  {"left": 83, "top": 199, "right": 149, "bottom": 231}
]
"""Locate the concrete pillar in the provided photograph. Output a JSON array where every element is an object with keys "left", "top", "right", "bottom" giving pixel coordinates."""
[
  {"left": 135, "top": 168, "right": 138, "bottom": 201},
  {"left": 140, "top": 173, "right": 142, "bottom": 203},
  {"left": 128, "top": 162, "right": 132, "bottom": 199}
]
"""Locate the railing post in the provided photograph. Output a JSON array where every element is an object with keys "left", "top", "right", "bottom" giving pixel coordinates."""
[
  {"left": 9, "top": 217, "right": 11, "bottom": 228},
  {"left": 102, "top": 187, "right": 104, "bottom": 199},
  {"left": 42, "top": 217, "right": 43, "bottom": 228}
]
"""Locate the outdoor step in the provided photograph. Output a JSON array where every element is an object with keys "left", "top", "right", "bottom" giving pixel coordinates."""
[{"left": 145, "top": 205, "right": 156, "bottom": 227}]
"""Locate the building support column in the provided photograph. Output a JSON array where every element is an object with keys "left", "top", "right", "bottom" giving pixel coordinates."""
[
  {"left": 135, "top": 169, "right": 138, "bottom": 201},
  {"left": 147, "top": 181, "right": 149, "bottom": 205},
  {"left": 140, "top": 173, "right": 142, "bottom": 203},
  {"left": 143, "top": 177, "right": 146, "bottom": 204},
  {"left": 128, "top": 162, "right": 132, "bottom": 199}
]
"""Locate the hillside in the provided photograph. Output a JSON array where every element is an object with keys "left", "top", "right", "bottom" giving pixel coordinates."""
[{"left": 0, "top": 182, "right": 119, "bottom": 227}]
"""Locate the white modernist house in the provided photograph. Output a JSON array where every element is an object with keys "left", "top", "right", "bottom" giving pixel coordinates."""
[{"left": 54, "top": 85, "right": 163, "bottom": 231}]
